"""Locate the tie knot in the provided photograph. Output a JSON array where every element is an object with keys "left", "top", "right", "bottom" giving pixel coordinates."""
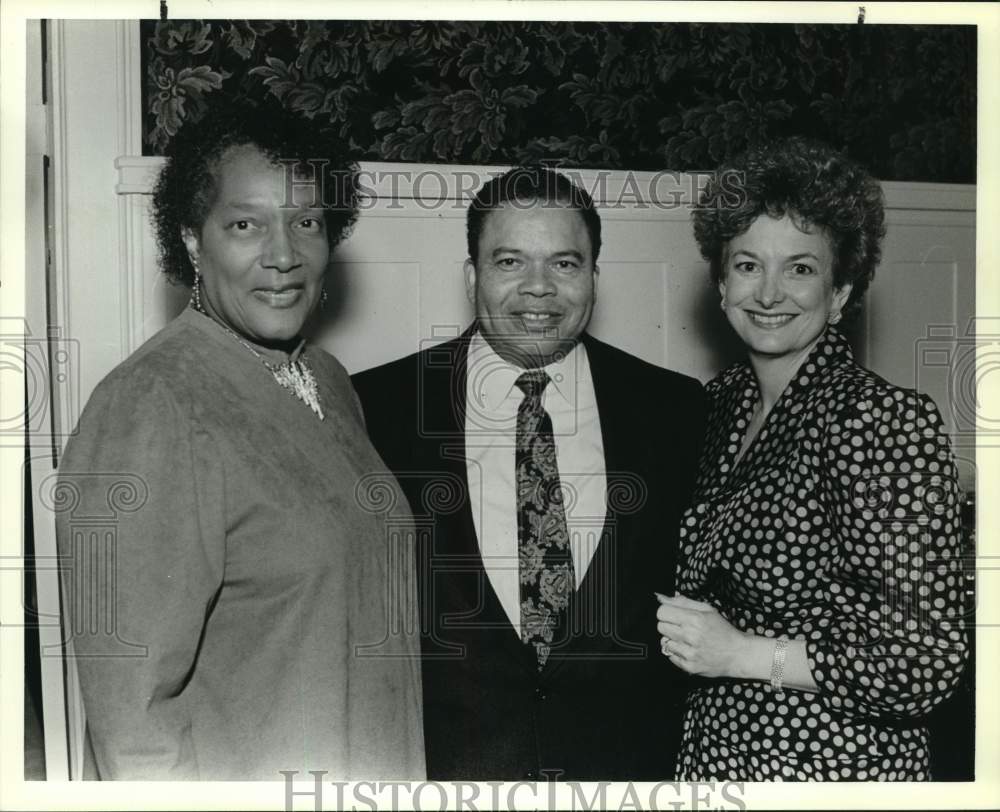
[{"left": 515, "top": 370, "right": 550, "bottom": 399}]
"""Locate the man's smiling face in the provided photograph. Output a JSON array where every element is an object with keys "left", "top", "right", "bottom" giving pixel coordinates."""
[{"left": 465, "top": 200, "right": 599, "bottom": 369}]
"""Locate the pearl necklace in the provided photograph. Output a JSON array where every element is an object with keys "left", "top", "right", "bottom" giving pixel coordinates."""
[{"left": 191, "top": 304, "right": 324, "bottom": 420}]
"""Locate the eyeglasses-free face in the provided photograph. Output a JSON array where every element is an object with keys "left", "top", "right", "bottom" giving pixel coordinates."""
[
  {"left": 465, "top": 201, "right": 599, "bottom": 369},
  {"left": 719, "top": 213, "right": 851, "bottom": 369},
  {"left": 183, "top": 144, "right": 330, "bottom": 349}
]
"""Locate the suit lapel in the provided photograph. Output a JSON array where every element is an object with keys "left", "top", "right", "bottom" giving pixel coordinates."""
[
  {"left": 422, "top": 329, "right": 534, "bottom": 667},
  {"left": 418, "top": 331, "right": 478, "bottom": 564},
  {"left": 577, "top": 334, "right": 632, "bottom": 598},
  {"left": 584, "top": 334, "right": 629, "bottom": 508},
  {"left": 543, "top": 335, "right": 647, "bottom": 674}
]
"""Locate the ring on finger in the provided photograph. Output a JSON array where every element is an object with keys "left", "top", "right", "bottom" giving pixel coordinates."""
[{"left": 660, "top": 636, "right": 671, "bottom": 656}]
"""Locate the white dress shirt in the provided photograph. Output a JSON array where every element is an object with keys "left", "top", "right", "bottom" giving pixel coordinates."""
[{"left": 464, "top": 331, "right": 608, "bottom": 633}]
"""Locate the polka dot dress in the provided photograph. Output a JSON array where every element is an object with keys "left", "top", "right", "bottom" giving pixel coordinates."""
[{"left": 675, "top": 328, "right": 968, "bottom": 781}]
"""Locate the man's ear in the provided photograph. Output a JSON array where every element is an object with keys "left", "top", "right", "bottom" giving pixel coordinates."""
[
  {"left": 593, "top": 264, "right": 599, "bottom": 303},
  {"left": 463, "top": 258, "right": 477, "bottom": 305}
]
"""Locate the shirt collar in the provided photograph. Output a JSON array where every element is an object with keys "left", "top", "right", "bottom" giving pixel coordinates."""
[{"left": 467, "top": 329, "right": 586, "bottom": 413}]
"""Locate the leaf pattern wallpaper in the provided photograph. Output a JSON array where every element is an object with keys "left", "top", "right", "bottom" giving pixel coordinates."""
[{"left": 142, "top": 20, "right": 975, "bottom": 183}]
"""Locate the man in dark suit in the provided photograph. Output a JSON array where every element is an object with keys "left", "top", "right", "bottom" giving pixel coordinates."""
[{"left": 352, "top": 167, "right": 705, "bottom": 780}]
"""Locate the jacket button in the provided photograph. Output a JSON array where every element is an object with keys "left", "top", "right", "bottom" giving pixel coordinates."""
[
  {"left": 534, "top": 687, "right": 547, "bottom": 701},
  {"left": 525, "top": 769, "right": 537, "bottom": 780}
]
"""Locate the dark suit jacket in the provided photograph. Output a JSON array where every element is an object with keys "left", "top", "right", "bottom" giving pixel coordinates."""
[{"left": 352, "top": 329, "right": 705, "bottom": 780}]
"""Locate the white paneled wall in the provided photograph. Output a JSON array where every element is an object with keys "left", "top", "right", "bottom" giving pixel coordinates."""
[
  {"left": 113, "top": 159, "right": 977, "bottom": 492},
  {"left": 865, "top": 207, "right": 977, "bottom": 489}
]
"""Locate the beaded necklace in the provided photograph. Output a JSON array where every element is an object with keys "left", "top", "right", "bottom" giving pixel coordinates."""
[{"left": 190, "top": 303, "right": 324, "bottom": 420}]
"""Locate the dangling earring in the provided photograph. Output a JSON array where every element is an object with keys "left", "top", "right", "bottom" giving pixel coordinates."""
[
  {"left": 828, "top": 310, "right": 842, "bottom": 326},
  {"left": 320, "top": 286, "right": 328, "bottom": 309},
  {"left": 190, "top": 258, "right": 204, "bottom": 313}
]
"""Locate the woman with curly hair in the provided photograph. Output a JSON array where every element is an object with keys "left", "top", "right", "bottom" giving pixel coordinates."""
[
  {"left": 56, "top": 102, "right": 424, "bottom": 779},
  {"left": 655, "top": 138, "right": 967, "bottom": 780}
]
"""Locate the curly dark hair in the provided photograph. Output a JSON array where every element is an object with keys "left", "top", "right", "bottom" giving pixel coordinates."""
[
  {"left": 466, "top": 165, "right": 602, "bottom": 265},
  {"left": 692, "top": 137, "right": 886, "bottom": 314},
  {"left": 151, "top": 100, "right": 361, "bottom": 286}
]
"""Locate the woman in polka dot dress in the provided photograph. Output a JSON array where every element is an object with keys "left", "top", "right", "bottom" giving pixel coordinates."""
[{"left": 655, "top": 138, "right": 968, "bottom": 781}]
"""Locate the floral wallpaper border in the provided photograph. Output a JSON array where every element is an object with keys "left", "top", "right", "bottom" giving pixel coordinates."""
[{"left": 143, "top": 20, "right": 976, "bottom": 183}]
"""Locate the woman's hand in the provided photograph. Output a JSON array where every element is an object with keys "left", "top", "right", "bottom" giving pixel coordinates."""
[{"left": 654, "top": 593, "right": 751, "bottom": 679}]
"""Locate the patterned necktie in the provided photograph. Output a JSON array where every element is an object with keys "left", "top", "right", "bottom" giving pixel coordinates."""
[{"left": 515, "top": 370, "right": 575, "bottom": 668}]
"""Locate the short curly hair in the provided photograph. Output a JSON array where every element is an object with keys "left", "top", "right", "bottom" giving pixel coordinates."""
[
  {"left": 466, "top": 165, "right": 602, "bottom": 265},
  {"left": 151, "top": 100, "right": 361, "bottom": 286},
  {"left": 692, "top": 137, "right": 886, "bottom": 314}
]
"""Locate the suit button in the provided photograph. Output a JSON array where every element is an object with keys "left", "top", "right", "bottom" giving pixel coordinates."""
[
  {"left": 534, "top": 687, "right": 547, "bottom": 701},
  {"left": 525, "top": 769, "right": 537, "bottom": 780}
]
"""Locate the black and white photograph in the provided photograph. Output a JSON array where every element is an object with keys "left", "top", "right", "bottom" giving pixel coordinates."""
[{"left": 3, "top": 1, "right": 997, "bottom": 809}]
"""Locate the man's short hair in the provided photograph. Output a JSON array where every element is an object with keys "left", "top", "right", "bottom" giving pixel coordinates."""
[{"left": 466, "top": 166, "right": 602, "bottom": 265}]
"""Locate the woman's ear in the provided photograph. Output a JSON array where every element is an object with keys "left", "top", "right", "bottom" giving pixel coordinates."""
[
  {"left": 832, "top": 281, "right": 853, "bottom": 313},
  {"left": 181, "top": 228, "right": 199, "bottom": 262},
  {"left": 717, "top": 250, "right": 729, "bottom": 307}
]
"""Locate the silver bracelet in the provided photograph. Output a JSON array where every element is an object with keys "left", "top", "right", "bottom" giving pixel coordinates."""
[{"left": 770, "top": 637, "right": 789, "bottom": 694}]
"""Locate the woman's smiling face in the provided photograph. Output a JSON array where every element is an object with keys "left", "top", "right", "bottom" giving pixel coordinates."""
[
  {"left": 182, "top": 144, "right": 329, "bottom": 347},
  {"left": 719, "top": 213, "right": 852, "bottom": 364}
]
